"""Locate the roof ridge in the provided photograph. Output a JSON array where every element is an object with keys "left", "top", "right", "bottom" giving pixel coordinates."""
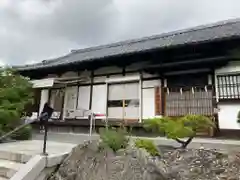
[{"left": 70, "top": 18, "right": 240, "bottom": 54}]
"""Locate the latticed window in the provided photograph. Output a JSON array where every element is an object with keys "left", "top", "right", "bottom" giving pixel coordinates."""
[
  {"left": 165, "top": 86, "right": 213, "bottom": 116},
  {"left": 217, "top": 74, "right": 240, "bottom": 100}
]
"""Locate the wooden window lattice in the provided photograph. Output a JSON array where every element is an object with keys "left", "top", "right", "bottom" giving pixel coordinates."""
[{"left": 165, "top": 86, "right": 213, "bottom": 117}]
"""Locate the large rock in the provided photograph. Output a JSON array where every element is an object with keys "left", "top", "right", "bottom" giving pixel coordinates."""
[
  {"left": 48, "top": 141, "right": 240, "bottom": 180},
  {"left": 48, "top": 140, "right": 168, "bottom": 180}
]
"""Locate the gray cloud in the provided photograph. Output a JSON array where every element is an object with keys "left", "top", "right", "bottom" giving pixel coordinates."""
[{"left": 1, "top": 0, "right": 240, "bottom": 65}]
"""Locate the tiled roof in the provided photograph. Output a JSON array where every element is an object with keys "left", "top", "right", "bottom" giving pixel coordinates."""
[{"left": 18, "top": 18, "right": 240, "bottom": 71}]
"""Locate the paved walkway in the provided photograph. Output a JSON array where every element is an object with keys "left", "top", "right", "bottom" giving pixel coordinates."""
[
  {"left": 0, "top": 140, "right": 76, "bottom": 156},
  {"left": 33, "top": 132, "right": 240, "bottom": 153}
]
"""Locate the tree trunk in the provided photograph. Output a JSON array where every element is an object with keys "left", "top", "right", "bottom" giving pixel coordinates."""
[
  {"left": 182, "top": 136, "right": 194, "bottom": 149},
  {"left": 175, "top": 136, "right": 194, "bottom": 149}
]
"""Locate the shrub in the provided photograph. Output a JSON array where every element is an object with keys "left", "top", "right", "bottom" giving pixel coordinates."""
[
  {"left": 237, "top": 111, "right": 240, "bottom": 123},
  {"left": 99, "top": 127, "right": 129, "bottom": 152},
  {"left": 135, "top": 138, "right": 160, "bottom": 156},
  {"left": 11, "top": 125, "right": 32, "bottom": 140},
  {"left": 144, "top": 116, "right": 170, "bottom": 133},
  {"left": 144, "top": 115, "right": 214, "bottom": 148}
]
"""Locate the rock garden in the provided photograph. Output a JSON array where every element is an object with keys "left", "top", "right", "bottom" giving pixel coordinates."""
[{"left": 48, "top": 115, "right": 240, "bottom": 180}]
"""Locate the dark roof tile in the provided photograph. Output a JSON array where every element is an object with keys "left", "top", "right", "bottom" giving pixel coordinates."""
[{"left": 17, "top": 18, "right": 240, "bottom": 71}]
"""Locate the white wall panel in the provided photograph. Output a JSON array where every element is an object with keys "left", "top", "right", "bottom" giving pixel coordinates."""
[
  {"left": 63, "top": 86, "right": 78, "bottom": 119},
  {"left": 31, "top": 78, "right": 54, "bottom": 88},
  {"left": 106, "top": 74, "right": 140, "bottom": 83},
  {"left": 218, "top": 103, "right": 240, "bottom": 130},
  {"left": 92, "top": 85, "right": 106, "bottom": 114},
  {"left": 142, "top": 88, "right": 155, "bottom": 119},
  {"left": 124, "top": 83, "right": 139, "bottom": 99},
  {"left": 108, "top": 107, "right": 123, "bottom": 120},
  {"left": 93, "top": 76, "right": 106, "bottom": 83},
  {"left": 65, "top": 86, "right": 78, "bottom": 110},
  {"left": 108, "top": 84, "right": 125, "bottom": 100},
  {"left": 125, "top": 107, "right": 139, "bottom": 119},
  {"left": 142, "top": 80, "right": 161, "bottom": 88},
  {"left": 77, "top": 86, "right": 90, "bottom": 111}
]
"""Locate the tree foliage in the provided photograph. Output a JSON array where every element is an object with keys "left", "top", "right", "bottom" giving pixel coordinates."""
[
  {"left": 0, "top": 68, "right": 33, "bottom": 133},
  {"left": 144, "top": 115, "right": 214, "bottom": 148}
]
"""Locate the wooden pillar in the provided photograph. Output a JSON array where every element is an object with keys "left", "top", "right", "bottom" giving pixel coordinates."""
[
  {"left": 161, "top": 78, "right": 166, "bottom": 116},
  {"left": 211, "top": 70, "right": 219, "bottom": 136},
  {"left": 155, "top": 86, "right": 161, "bottom": 116}
]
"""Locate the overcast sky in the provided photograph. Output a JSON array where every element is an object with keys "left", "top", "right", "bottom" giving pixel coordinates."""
[{"left": 1, "top": 0, "right": 240, "bottom": 65}]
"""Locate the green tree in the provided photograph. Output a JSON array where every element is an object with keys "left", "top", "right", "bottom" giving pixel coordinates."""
[
  {"left": 0, "top": 68, "right": 33, "bottom": 134},
  {"left": 144, "top": 115, "right": 214, "bottom": 148}
]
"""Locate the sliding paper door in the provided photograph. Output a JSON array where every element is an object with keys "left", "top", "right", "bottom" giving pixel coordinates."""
[
  {"left": 124, "top": 83, "right": 139, "bottom": 119},
  {"left": 107, "top": 82, "right": 139, "bottom": 120},
  {"left": 108, "top": 84, "right": 125, "bottom": 120}
]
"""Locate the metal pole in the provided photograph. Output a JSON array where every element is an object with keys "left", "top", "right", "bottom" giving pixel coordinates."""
[
  {"left": 40, "top": 103, "right": 53, "bottom": 156},
  {"left": 42, "top": 119, "right": 48, "bottom": 156},
  {"left": 89, "top": 113, "right": 93, "bottom": 142}
]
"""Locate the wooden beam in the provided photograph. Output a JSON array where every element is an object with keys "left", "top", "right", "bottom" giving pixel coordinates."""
[{"left": 145, "top": 56, "right": 229, "bottom": 70}]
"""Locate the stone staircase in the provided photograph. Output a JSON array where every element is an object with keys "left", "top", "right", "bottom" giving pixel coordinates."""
[
  {"left": 0, "top": 151, "right": 32, "bottom": 180},
  {"left": 0, "top": 140, "right": 76, "bottom": 180}
]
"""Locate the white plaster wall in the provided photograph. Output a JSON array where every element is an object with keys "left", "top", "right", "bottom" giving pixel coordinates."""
[
  {"left": 94, "top": 76, "right": 106, "bottom": 83},
  {"left": 215, "top": 61, "right": 240, "bottom": 129},
  {"left": 218, "top": 103, "right": 240, "bottom": 130},
  {"left": 63, "top": 86, "right": 78, "bottom": 119},
  {"left": 142, "top": 88, "right": 155, "bottom": 119},
  {"left": 77, "top": 86, "right": 90, "bottom": 111},
  {"left": 31, "top": 78, "right": 54, "bottom": 88},
  {"left": 142, "top": 80, "right": 161, "bottom": 88},
  {"left": 142, "top": 79, "right": 161, "bottom": 119},
  {"left": 92, "top": 85, "right": 107, "bottom": 115},
  {"left": 106, "top": 73, "right": 140, "bottom": 83}
]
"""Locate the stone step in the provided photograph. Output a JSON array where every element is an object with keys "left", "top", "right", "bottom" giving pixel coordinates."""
[
  {"left": 0, "top": 159, "right": 23, "bottom": 179},
  {"left": 0, "top": 150, "right": 32, "bottom": 163},
  {"left": 0, "top": 176, "right": 8, "bottom": 180}
]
